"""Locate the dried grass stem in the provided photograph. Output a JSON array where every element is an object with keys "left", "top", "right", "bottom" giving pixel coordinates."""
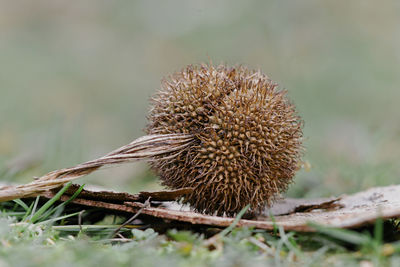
[{"left": 0, "top": 133, "right": 193, "bottom": 202}]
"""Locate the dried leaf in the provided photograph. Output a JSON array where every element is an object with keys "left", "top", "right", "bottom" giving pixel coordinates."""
[{"left": 40, "top": 184, "right": 400, "bottom": 232}]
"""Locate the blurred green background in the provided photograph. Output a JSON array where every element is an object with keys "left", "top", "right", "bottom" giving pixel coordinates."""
[{"left": 1, "top": 0, "right": 399, "bottom": 198}]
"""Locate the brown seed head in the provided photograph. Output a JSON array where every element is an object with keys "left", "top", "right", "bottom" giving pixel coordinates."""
[{"left": 146, "top": 64, "right": 303, "bottom": 216}]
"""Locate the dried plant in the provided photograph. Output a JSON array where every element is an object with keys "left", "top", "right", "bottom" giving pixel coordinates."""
[
  {"left": 147, "top": 64, "right": 303, "bottom": 216},
  {"left": 0, "top": 63, "right": 303, "bottom": 217},
  {"left": 0, "top": 134, "right": 193, "bottom": 202}
]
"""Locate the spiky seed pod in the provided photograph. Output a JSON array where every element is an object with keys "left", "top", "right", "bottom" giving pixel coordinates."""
[{"left": 146, "top": 64, "right": 303, "bottom": 216}]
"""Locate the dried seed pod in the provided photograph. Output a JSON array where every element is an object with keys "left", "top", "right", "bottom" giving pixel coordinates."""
[{"left": 147, "top": 64, "right": 303, "bottom": 216}]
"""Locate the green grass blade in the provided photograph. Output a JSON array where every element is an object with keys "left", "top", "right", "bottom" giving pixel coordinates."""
[
  {"left": 374, "top": 217, "right": 383, "bottom": 244},
  {"left": 279, "top": 226, "right": 303, "bottom": 259},
  {"left": 220, "top": 204, "right": 250, "bottom": 237},
  {"left": 30, "top": 182, "right": 72, "bottom": 223},
  {"left": 309, "top": 223, "right": 370, "bottom": 245},
  {"left": 13, "top": 199, "right": 29, "bottom": 211},
  {"left": 1, "top": 211, "right": 27, "bottom": 217},
  {"left": 29, "top": 196, "right": 40, "bottom": 221},
  {"left": 21, "top": 201, "right": 34, "bottom": 221},
  {"left": 39, "top": 183, "right": 85, "bottom": 221},
  {"left": 268, "top": 212, "right": 278, "bottom": 236},
  {"left": 52, "top": 225, "right": 139, "bottom": 232},
  {"left": 38, "top": 211, "right": 82, "bottom": 225}
]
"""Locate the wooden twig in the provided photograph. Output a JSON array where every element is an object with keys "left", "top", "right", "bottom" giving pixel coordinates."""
[
  {"left": 111, "top": 198, "right": 151, "bottom": 238},
  {"left": 45, "top": 185, "right": 193, "bottom": 203}
]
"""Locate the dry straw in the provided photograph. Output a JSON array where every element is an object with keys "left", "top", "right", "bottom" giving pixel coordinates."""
[{"left": 0, "top": 134, "right": 193, "bottom": 202}]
